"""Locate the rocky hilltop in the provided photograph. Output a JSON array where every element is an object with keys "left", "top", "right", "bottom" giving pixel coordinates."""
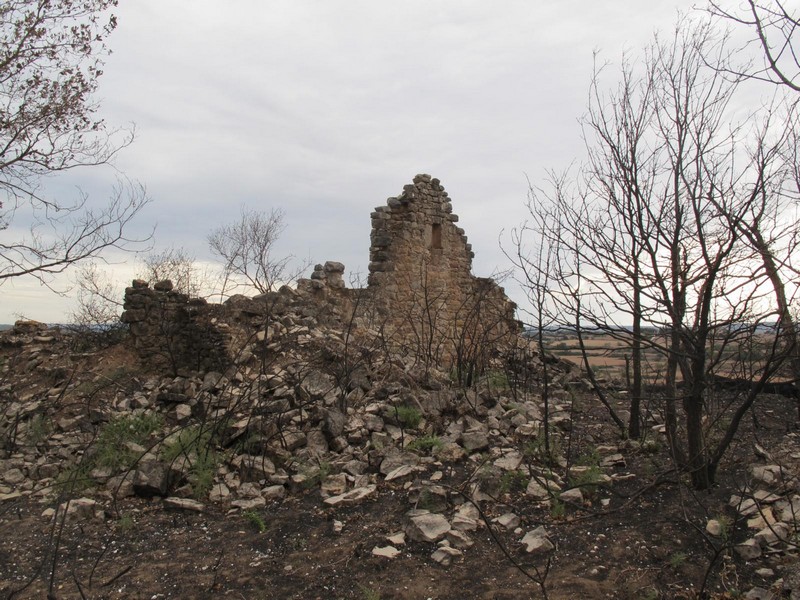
[{"left": 2, "top": 175, "right": 800, "bottom": 599}]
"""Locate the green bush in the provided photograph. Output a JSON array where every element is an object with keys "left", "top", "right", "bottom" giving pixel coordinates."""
[
  {"left": 394, "top": 406, "right": 422, "bottom": 429},
  {"left": 299, "top": 461, "right": 332, "bottom": 489},
  {"left": 94, "top": 412, "right": 163, "bottom": 472},
  {"left": 407, "top": 434, "right": 443, "bottom": 455},
  {"left": 485, "top": 370, "right": 509, "bottom": 390},
  {"left": 499, "top": 469, "right": 528, "bottom": 494},
  {"left": 188, "top": 450, "right": 219, "bottom": 499},
  {"left": 243, "top": 510, "right": 267, "bottom": 533},
  {"left": 162, "top": 425, "right": 212, "bottom": 463}
]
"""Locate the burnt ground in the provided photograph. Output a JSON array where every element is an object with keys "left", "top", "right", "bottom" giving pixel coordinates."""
[{"left": 2, "top": 337, "right": 800, "bottom": 599}]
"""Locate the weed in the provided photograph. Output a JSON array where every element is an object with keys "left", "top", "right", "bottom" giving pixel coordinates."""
[
  {"left": 359, "top": 585, "right": 381, "bottom": 600},
  {"left": 407, "top": 434, "right": 443, "bottom": 455},
  {"left": 641, "top": 439, "right": 660, "bottom": 454},
  {"left": 669, "top": 551, "right": 688, "bottom": 569},
  {"left": 186, "top": 450, "right": 219, "bottom": 499},
  {"left": 712, "top": 514, "right": 733, "bottom": 541},
  {"left": 300, "top": 461, "right": 332, "bottom": 489},
  {"left": 289, "top": 535, "right": 308, "bottom": 551},
  {"left": 118, "top": 514, "right": 134, "bottom": 531},
  {"left": 74, "top": 366, "right": 136, "bottom": 397},
  {"left": 576, "top": 447, "right": 601, "bottom": 467},
  {"left": 243, "top": 510, "right": 267, "bottom": 533},
  {"left": 550, "top": 499, "right": 566, "bottom": 520},
  {"left": 53, "top": 463, "right": 93, "bottom": 496},
  {"left": 499, "top": 469, "right": 528, "bottom": 494},
  {"left": 485, "top": 370, "right": 509, "bottom": 390},
  {"left": 523, "top": 432, "right": 563, "bottom": 464},
  {"left": 394, "top": 405, "right": 422, "bottom": 429},
  {"left": 640, "top": 589, "right": 659, "bottom": 600},
  {"left": 27, "top": 414, "right": 50, "bottom": 447},
  {"left": 162, "top": 425, "right": 212, "bottom": 463},
  {"left": 94, "top": 412, "right": 163, "bottom": 472},
  {"left": 161, "top": 424, "right": 221, "bottom": 499},
  {"left": 568, "top": 465, "right": 604, "bottom": 498}
]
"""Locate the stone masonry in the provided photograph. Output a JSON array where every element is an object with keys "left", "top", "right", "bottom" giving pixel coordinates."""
[
  {"left": 122, "top": 175, "right": 519, "bottom": 374},
  {"left": 367, "top": 174, "right": 519, "bottom": 367}
]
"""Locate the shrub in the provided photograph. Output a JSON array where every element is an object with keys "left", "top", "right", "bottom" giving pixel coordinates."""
[
  {"left": 94, "top": 412, "right": 163, "bottom": 472},
  {"left": 499, "top": 469, "right": 528, "bottom": 494},
  {"left": 243, "top": 510, "right": 267, "bottom": 533},
  {"left": 394, "top": 406, "right": 422, "bottom": 429},
  {"left": 407, "top": 434, "right": 443, "bottom": 455}
]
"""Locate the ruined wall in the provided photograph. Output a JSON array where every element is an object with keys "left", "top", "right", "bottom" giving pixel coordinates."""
[
  {"left": 122, "top": 175, "right": 519, "bottom": 375},
  {"left": 121, "top": 280, "right": 230, "bottom": 374},
  {"left": 367, "top": 174, "right": 519, "bottom": 367}
]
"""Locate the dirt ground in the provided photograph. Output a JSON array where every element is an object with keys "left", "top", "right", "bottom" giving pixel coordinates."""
[
  {"left": 2, "top": 332, "right": 799, "bottom": 599},
  {"left": 3, "top": 392, "right": 798, "bottom": 600}
]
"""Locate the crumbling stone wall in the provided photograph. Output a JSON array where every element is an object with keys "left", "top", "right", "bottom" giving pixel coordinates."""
[
  {"left": 122, "top": 175, "right": 519, "bottom": 375},
  {"left": 367, "top": 174, "right": 519, "bottom": 367},
  {"left": 121, "top": 280, "right": 230, "bottom": 374}
]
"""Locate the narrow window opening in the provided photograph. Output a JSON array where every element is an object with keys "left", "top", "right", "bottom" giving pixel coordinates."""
[{"left": 431, "top": 223, "right": 442, "bottom": 250}]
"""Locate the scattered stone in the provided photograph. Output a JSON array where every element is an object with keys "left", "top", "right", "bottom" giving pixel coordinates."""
[
  {"left": 600, "top": 453, "right": 626, "bottom": 468},
  {"left": 209, "top": 483, "right": 230, "bottom": 502},
  {"left": 744, "top": 587, "right": 775, "bottom": 600},
  {"left": 446, "top": 529, "right": 474, "bottom": 549},
  {"left": 559, "top": 488, "right": 584, "bottom": 504},
  {"left": 755, "top": 522, "right": 791, "bottom": 546},
  {"left": 320, "top": 473, "right": 347, "bottom": 498},
  {"left": 263, "top": 485, "right": 286, "bottom": 501},
  {"left": 385, "top": 465, "right": 416, "bottom": 482},
  {"left": 434, "top": 442, "right": 467, "bottom": 463},
  {"left": 61, "top": 497, "right": 99, "bottom": 521},
  {"left": 3, "top": 468, "right": 25, "bottom": 485},
  {"left": 164, "top": 497, "right": 205, "bottom": 512},
  {"left": 735, "top": 539, "right": 762, "bottom": 560},
  {"left": 323, "top": 485, "right": 376, "bottom": 507},
  {"left": 755, "top": 568, "right": 775, "bottom": 578},
  {"left": 451, "top": 503, "right": 481, "bottom": 532},
  {"left": 706, "top": 519, "right": 724, "bottom": 536},
  {"left": 231, "top": 496, "right": 267, "bottom": 510},
  {"left": 431, "top": 545, "right": 462, "bottom": 566},
  {"left": 748, "top": 507, "right": 777, "bottom": 530},
  {"left": 461, "top": 431, "right": 490, "bottom": 453},
  {"left": 752, "top": 465, "right": 784, "bottom": 486},
  {"left": 372, "top": 545, "right": 401, "bottom": 559},
  {"left": 386, "top": 531, "right": 406, "bottom": 545},
  {"left": 521, "top": 526, "right": 554, "bottom": 554},
  {"left": 132, "top": 460, "right": 169, "bottom": 497},
  {"left": 493, "top": 512, "right": 520, "bottom": 530},
  {"left": 493, "top": 451, "right": 523, "bottom": 471},
  {"left": 405, "top": 510, "right": 451, "bottom": 543}
]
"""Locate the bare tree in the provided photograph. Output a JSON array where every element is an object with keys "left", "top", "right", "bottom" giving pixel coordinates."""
[
  {"left": 208, "top": 207, "right": 302, "bottom": 296},
  {"left": 517, "top": 19, "right": 799, "bottom": 489},
  {"left": 708, "top": 0, "right": 800, "bottom": 91},
  {"left": 137, "top": 246, "right": 209, "bottom": 298},
  {"left": 0, "top": 1, "right": 149, "bottom": 285},
  {"left": 68, "top": 261, "right": 123, "bottom": 344}
]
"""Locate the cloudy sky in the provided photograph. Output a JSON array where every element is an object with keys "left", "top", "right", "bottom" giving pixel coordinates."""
[{"left": 3, "top": 0, "right": 715, "bottom": 323}]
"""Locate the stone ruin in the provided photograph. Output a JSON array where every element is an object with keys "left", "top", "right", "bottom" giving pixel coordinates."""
[{"left": 122, "top": 175, "right": 520, "bottom": 373}]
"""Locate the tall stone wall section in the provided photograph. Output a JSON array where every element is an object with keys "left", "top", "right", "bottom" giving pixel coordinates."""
[{"left": 367, "top": 174, "right": 519, "bottom": 365}]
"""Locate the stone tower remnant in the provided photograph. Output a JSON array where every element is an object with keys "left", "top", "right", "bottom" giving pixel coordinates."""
[{"left": 366, "top": 174, "right": 519, "bottom": 368}]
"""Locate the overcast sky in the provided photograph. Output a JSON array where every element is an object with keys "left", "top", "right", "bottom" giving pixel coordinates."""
[{"left": 3, "top": 1, "right": 715, "bottom": 323}]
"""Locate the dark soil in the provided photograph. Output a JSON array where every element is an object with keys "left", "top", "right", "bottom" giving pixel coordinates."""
[{"left": 2, "top": 338, "right": 799, "bottom": 599}]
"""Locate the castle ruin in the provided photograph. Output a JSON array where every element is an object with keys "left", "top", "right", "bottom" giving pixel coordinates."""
[{"left": 122, "top": 175, "right": 520, "bottom": 377}]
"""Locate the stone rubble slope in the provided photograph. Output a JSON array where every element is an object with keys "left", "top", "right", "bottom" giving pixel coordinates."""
[{"left": 3, "top": 314, "right": 800, "bottom": 598}]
